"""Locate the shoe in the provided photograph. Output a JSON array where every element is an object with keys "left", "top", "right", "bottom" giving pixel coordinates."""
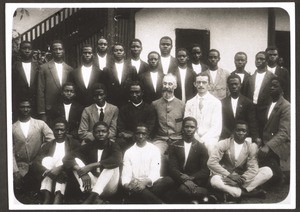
[
  {"left": 246, "top": 189, "right": 267, "bottom": 199},
  {"left": 224, "top": 193, "right": 241, "bottom": 204}
]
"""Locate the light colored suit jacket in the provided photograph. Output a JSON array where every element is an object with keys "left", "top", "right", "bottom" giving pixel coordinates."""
[
  {"left": 78, "top": 103, "right": 119, "bottom": 141},
  {"left": 202, "top": 68, "right": 230, "bottom": 100},
  {"left": 207, "top": 137, "right": 258, "bottom": 182},
  {"left": 37, "top": 60, "right": 73, "bottom": 114},
  {"left": 263, "top": 96, "right": 290, "bottom": 171},
  {"left": 13, "top": 118, "right": 54, "bottom": 175}
]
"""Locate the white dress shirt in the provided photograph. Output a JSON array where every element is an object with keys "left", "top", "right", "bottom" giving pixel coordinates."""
[
  {"left": 231, "top": 97, "right": 239, "bottom": 118},
  {"left": 121, "top": 142, "right": 161, "bottom": 186},
  {"left": 22, "top": 62, "right": 31, "bottom": 86},
  {"left": 183, "top": 141, "right": 192, "bottom": 169},
  {"left": 98, "top": 54, "right": 107, "bottom": 70},
  {"left": 267, "top": 102, "right": 277, "bottom": 119},
  {"left": 209, "top": 70, "right": 218, "bottom": 83},
  {"left": 96, "top": 103, "right": 106, "bottom": 118},
  {"left": 115, "top": 62, "right": 124, "bottom": 83},
  {"left": 179, "top": 67, "right": 187, "bottom": 102},
  {"left": 253, "top": 72, "right": 266, "bottom": 104},
  {"left": 54, "top": 62, "right": 63, "bottom": 85},
  {"left": 20, "top": 119, "right": 31, "bottom": 138},
  {"left": 160, "top": 56, "right": 171, "bottom": 75},
  {"left": 81, "top": 65, "right": 92, "bottom": 88},
  {"left": 267, "top": 65, "right": 276, "bottom": 74},
  {"left": 63, "top": 103, "right": 71, "bottom": 121},
  {"left": 96, "top": 149, "right": 104, "bottom": 173},
  {"left": 233, "top": 141, "right": 244, "bottom": 160},
  {"left": 236, "top": 73, "right": 245, "bottom": 83},
  {"left": 192, "top": 63, "right": 202, "bottom": 74},
  {"left": 150, "top": 72, "right": 158, "bottom": 92},
  {"left": 52, "top": 141, "right": 66, "bottom": 166},
  {"left": 131, "top": 59, "right": 141, "bottom": 73}
]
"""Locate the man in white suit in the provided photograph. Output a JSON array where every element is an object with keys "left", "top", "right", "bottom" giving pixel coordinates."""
[
  {"left": 184, "top": 72, "right": 222, "bottom": 155},
  {"left": 13, "top": 99, "right": 54, "bottom": 198}
]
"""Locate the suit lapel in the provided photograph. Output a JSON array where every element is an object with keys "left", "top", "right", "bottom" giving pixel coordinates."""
[
  {"left": 88, "top": 66, "right": 98, "bottom": 88},
  {"left": 16, "top": 62, "right": 29, "bottom": 86},
  {"left": 91, "top": 104, "right": 99, "bottom": 124},
  {"left": 266, "top": 97, "right": 283, "bottom": 126},
  {"left": 15, "top": 121, "right": 26, "bottom": 140},
  {"left": 228, "top": 138, "right": 236, "bottom": 165},
  {"left": 235, "top": 142, "right": 248, "bottom": 167},
  {"left": 258, "top": 71, "right": 271, "bottom": 97},
  {"left": 214, "top": 69, "right": 223, "bottom": 86},
  {"left": 49, "top": 61, "right": 61, "bottom": 89},
  {"left": 111, "top": 64, "right": 120, "bottom": 84},
  {"left": 77, "top": 68, "right": 87, "bottom": 91},
  {"left": 62, "top": 63, "right": 69, "bottom": 85},
  {"left": 235, "top": 97, "right": 244, "bottom": 117},
  {"left": 103, "top": 104, "right": 113, "bottom": 124},
  {"left": 30, "top": 62, "right": 38, "bottom": 87}
]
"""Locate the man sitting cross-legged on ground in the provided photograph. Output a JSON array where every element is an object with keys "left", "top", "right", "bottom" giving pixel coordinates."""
[
  {"left": 121, "top": 123, "right": 174, "bottom": 204},
  {"left": 207, "top": 120, "right": 273, "bottom": 203},
  {"left": 63, "top": 121, "right": 122, "bottom": 204},
  {"left": 167, "top": 117, "right": 211, "bottom": 204},
  {"left": 33, "top": 118, "right": 80, "bottom": 204}
]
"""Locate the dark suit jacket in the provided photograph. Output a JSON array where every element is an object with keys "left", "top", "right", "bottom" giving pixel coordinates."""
[
  {"left": 158, "top": 56, "right": 178, "bottom": 74},
  {"left": 168, "top": 139, "right": 210, "bottom": 186},
  {"left": 188, "top": 62, "right": 209, "bottom": 74},
  {"left": 69, "top": 65, "right": 104, "bottom": 107},
  {"left": 274, "top": 66, "right": 290, "bottom": 102},
  {"left": 231, "top": 70, "right": 251, "bottom": 96},
  {"left": 93, "top": 53, "right": 113, "bottom": 71},
  {"left": 221, "top": 95, "right": 259, "bottom": 140},
  {"left": 32, "top": 136, "right": 81, "bottom": 180},
  {"left": 172, "top": 66, "right": 197, "bottom": 102},
  {"left": 63, "top": 140, "right": 122, "bottom": 176},
  {"left": 12, "top": 60, "right": 40, "bottom": 120},
  {"left": 104, "top": 61, "right": 137, "bottom": 107},
  {"left": 47, "top": 101, "right": 84, "bottom": 139},
  {"left": 263, "top": 96, "right": 290, "bottom": 171},
  {"left": 139, "top": 70, "right": 164, "bottom": 104},
  {"left": 127, "top": 58, "right": 149, "bottom": 76},
  {"left": 37, "top": 60, "right": 73, "bottom": 114}
]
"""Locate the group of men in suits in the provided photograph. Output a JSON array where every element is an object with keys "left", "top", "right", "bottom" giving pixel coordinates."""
[{"left": 12, "top": 36, "right": 290, "bottom": 204}]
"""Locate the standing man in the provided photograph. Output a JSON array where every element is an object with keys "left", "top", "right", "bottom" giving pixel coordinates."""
[
  {"left": 33, "top": 118, "right": 80, "bottom": 204},
  {"left": 69, "top": 44, "right": 102, "bottom": 107},
  {"left": 13, "top": 99, "right": 54, "bottom": 197},
  {"left": 122, "top": 124, "right": 174, "bottom": 204},
  {"left": 94, "top": 37, "right": 111, "bottom": 71},
  {"left": 37, "top": 40, "right": 73, "bottom": 121},
  {"left": 231, "top": 52, "right": 251, "bottom": 96},
  {"left": 202, "top": 49, "right": 230, "bottom": 100},
  {"left": 221, "top": 74, "right": 259, "bottom": 143},
  {"left": 158, "top": 36, "right": 177, "bottom": 75},
  {"left": 47, "top": 82, "right": 84, "bottom": 139},
  {"left": 152, "top": 73, "right": 185, "bottom": 156},
  {"left": 78, "top": 83, "right": 118, "bottom": 143},
  {"left": 173, "top": 48, "right": 197, "bottom": 103},
  {"left": 139, "top": 51, "right": 164, "bottom": 103},
  {"left": 265, "top": 46, "right": 290, "bottom": 101},
  {"left": 189, "top": 44, "right": 208, "bottom": 74},
  {"left": 12, "top": 41, "right": 39, "bottom": 121},
  {"left": 208, "top": 121, "right": 273, "bottom": 202},
  {"left": 244, "top": 51, "right": 275, "bottom": 137},
  {"left": 128, "top": 39, "right": 148, "bottom": 76},
  {"left": 185, "top": 72, "right": 222, "bottom": 155},
  {"left": 168, "top": 117, "right": 210, "bottom": 203},
  {"left": 117, "top": 81, "right": 156, "bottom": 151},
  {"left": 63, "top": 122, "right": 122, "bottom": 204},
  {"left": 105, "top": 42, "right": 137, "bottom": 107},
  {"left": 258, "top": 77, "right": 290, "bottom": 185}
]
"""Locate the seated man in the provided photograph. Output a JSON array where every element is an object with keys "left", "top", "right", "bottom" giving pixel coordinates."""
[
  {"left": 13, "top": 98, "right": 54, "bottom": 200},
  {"left": 63, "top": 121, "right": 122, "bottom": 204},
  {"left": 78, "top": 83, "right": 118, "bottom": 143},
  {"left": 117, "top": 80, "right": 156, "bottom": 152},
  {"left": 168, "top": 117, "right": 210, "bottom": 203},
  {"left": 33, "top": 118, "right": 80, "bottom": 204},
  {"left": 207, "top": 121, "right": 273, "bottom": 202},
  {"left": 121, "top": 124, "right": 174, "bottom": 204}
]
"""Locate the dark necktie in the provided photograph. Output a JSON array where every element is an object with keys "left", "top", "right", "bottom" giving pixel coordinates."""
[{"left": 99, "top": 108, "right": 104, "bottom": 121}]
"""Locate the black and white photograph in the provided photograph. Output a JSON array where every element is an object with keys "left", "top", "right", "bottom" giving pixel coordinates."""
[{"left": 5, "top": 2, "right": 296, "bottom": 210}]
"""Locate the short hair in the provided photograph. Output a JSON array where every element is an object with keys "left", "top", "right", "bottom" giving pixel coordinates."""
[
  {"left": 195, "top": 72, "right": 211, "bottom": 83},
  {"left": 93, "top": 121, "right": 109, "bottom": 132},
  {"left": 91, "top": 83, "right": 107, "bottom": 95},
  {"left": 270, "top": 76, "right": 283, "bottom": 88},
  {"left": 227, "top": 74, "right": 242, "bottom": 84},
  {"left": 163, "top": 73, "right": 177, "bottom": 84},
  {"left": 82, "top": 43, "right": 93, "bottom": 49},
  {"left": 176, "top": 47, "right": 188, "bottom": 56},
  {"left": 112, "top": 42, "right": 125, "bottom": 51},
  {"left": 256, "top": 51, "right": 267, "bottom": 58},
  {"left": 135, "top": 123, "right": 149, "bottom": 133},
  {"left": 265, "top": 46, "right": 279, "bottom": 52},
  {"left": 19, "top": 41, "right": 32, "bottom": 49},
  {"left": 183, "top": 117, "right": 198, "bottom": 127},
  {"left": 235, "top": 119, "right": 248, "bottom": 129},
  {"left": 130, "top": 38, "right": 142, "bottom": 46},
  {"left": 18, "top": 97, "right": 32, "bottom": 107},
  {"left": 129, "top": 80, "right": 144, "bottom": 92},
  {"left": 191, "top": 43, "right": 202, "bottom": 50},
  {"left": 234, "top": 52, "right": 247, "bottom": 60},
  {"left": 208, "top": 49, "right": 220, "bottom": 57},
  {"left": 148, "top": 51, "right": 160, "bottom": 59},
  {"left": 52, "top": 117, "right": 69, "bottom": 130},
  {"left": 62, "top": 82, "right": 76, "bottom": 93},
  {"left": 159, "top": 36, "right": 173, "bottom": 45},
  {"left": 51, "top": 40, "right": 64, "bottom": 49},
  {"left": 97, "top": 36, "right": 108, "bottom": 43}
]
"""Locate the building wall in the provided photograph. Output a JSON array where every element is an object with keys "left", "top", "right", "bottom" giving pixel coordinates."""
[
  {"left": 275, "top": 8, "right": 290, "bottom": 31},
  {"left": 135, "top": 8, "right": 288, "bottom": 73}
]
